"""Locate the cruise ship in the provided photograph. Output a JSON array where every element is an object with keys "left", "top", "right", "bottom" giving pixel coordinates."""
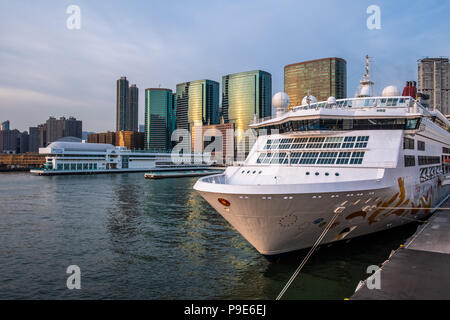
[
  {"left": 30, "top": 139, "right": 213, "bottom": 175},
  {"left": 194, "top": 58, "right": 450, "bottom": 259}
]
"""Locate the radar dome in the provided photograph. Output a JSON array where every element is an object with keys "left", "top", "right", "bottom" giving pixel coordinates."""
[
  {"left": 273, "top": 92, "right": 290, "bottom": 115},
  {"left": 382, "top": 86, "right": 400, "bottom": 97},
  {"left": 327, "top": 96, "right": 337, "bottom": 105},
  {"left": 302, "top": 95, "right": 317, "bottom": 105}
]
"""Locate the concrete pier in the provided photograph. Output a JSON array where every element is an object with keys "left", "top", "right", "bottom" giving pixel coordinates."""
[{"left": 351, "top": 197, "right": 450, "bottom": 300}]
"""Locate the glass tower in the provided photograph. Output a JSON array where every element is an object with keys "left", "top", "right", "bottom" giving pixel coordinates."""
[
  {"left": 222, "top": 70, "right": 272, "bottom": 156},
  {"left": 175, "top": 80, "right": 219, "bottom": 151},
  {"left": 144, "top": 88, "right": 176, "bottom": 151},
  {"left": 284, "top": 58, "right": 347, "bottom": 110}
]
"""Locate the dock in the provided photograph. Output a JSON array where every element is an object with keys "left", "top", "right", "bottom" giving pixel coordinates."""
[
  {"left": 351, "top": 196, "right": 450, "bottom": 300},
  {"left": 144, "top": 169, "right": 223, "bottom": 179}
]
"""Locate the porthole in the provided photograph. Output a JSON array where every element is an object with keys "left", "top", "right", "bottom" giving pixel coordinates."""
[
  {"left": 315, "top": 172, "right": 319, "bottom": 176},
  {"left": 325, "top": 173, "right": 330, "bottom": 176},
  {"left": 335, "top": 173, "right": 340, "bottom": 176},
  {"left": 247, "top": 171, "right": 250, "bottom": 174},
  {"left": 306, "top": 172, "right": 310, "bottom": 175},
  {"left": 253, "top": 171, "right": 256, "bottom": 174},
  {"left": 258, "top": 171, "right": 262, "bottom": 174}
]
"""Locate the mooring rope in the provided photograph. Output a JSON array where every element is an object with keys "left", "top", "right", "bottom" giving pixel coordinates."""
[{"left": 276, "top": 211, "right": 342, "bottom": 300}]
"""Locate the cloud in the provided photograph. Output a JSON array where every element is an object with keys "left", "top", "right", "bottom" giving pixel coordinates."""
[{"left": 0, "top": 0, "right": 449, "bottom": 132}]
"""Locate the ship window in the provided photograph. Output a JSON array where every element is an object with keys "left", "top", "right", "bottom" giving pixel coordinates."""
[
  {"left": 306, "top": 172, "right": 310, "bottom": 175},
  {"left": 350, "top": 152, "right": 365, "bottom": 165},
  {"left": 336, "top": 152, "right": 351, "bottom": 164},
  {"left": 342, "top": 136, "right": 356, "bottom": 148},
  {"left": 270, "top": 152, "right": 287, "bottom": 164},
  {"left": 325, "top": 173, "right": 330, "bottom": 176},
  {"left": 317, "top": 152, "right": 338, "bottom": 164},
  {"left": 404, "top": 155, "right": 416, "bottom": 167},
  {"left": 290, "top": 152, "right": 302, "bottom": 164},
  {"left": 299, "top": 152, "right": 319, "bottom": 164},
  {"left": 315, "top": 172, "right": 319, "bottom": 176},
  {"left": 257, "top": 153, "right": 267, "bottom": 164},
  {"left": 261, "top": 117, "right": 421, "bottom": 134},
  {"left": 263, "top": 153, "right": 273, "bottom": 164},
  {"left": 323, "top": 136, "right": 343, "bottom": 148},
  {"left": 279, "top": 138, "right": 294, "bottom": 150},
  {"left": 94, "top": 164, "right": 97, "bottom": 170},
  {"left": 335, "top": 173, "right": 340, "bottom": 176},
  {"left": 306, "top": 137, "right": 325, "bottom": 149}
]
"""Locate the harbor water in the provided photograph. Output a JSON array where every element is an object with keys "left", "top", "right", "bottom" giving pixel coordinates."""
[{"left": 0, "top": 172, "right": 420, "bottom": 300}]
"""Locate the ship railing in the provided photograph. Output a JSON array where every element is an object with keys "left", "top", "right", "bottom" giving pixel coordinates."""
[{"left": 252, "top": 96, "right": 428, "bottom": 125}]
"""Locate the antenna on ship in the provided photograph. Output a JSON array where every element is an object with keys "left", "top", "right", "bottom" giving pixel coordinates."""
[{"left": 356, "top": 55, "right": 374, "bottom": 98}]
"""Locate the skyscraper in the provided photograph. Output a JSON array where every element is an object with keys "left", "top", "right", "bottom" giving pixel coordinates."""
[
  {"left": 418, "top": 57, "right": 449, "bottom": 115},
  {"left": 28, "top": 127, "right": 39, "bottom": 153},
  {"left": 222, "top": 70, "right": 272, "bottom": 156},
  {"left": 128, "top": 84, "right": 139, "bottom": 132},
  {"left": 116, "top": 76, "right": 129, "bottom": 132},
  {"left": 144, "top": 88, "right": 176, "bottom": 151},
  {"left": 284, "top": 57, "right": 347, "bottom": 110},
  {"left": 176, "top": 80, "right": 219, "bottom": 151},
  {"left": 1, "top": 120, "right": 10, "bottom": 131},
  {"left": 116, "top": 77, "right": 139, "bottom": 132}
]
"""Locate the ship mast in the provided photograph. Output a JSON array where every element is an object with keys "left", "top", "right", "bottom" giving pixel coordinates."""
[{"left": 356, "top": 55, "right": 374, "bottom": 98}]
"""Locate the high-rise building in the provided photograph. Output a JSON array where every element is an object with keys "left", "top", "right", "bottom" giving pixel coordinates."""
[
  {"left": 176, "top": 79, "right": 219, "bottom": 151},
  {"left": 116, "top": 76, "right": 129, "bottom": 132},
  {"left": 222, "top": 70, "right": 272, "bottom": 156},
  {"left": 44, "top": 116, "right": 82, "bottom": 145},
  {"left": 34, "top": 116, "right": 82, "bottom": 147},
  {"left": 116, "top": 77, "right": 139, "bottom": 132},
  {"left": 418, "top": 57, "right": 449, "bottom": 115},
  {"left": 176, "top": 80, "right": 219, "bottom": 130},
  {"left": 28, "top": 127, "right": 40, "bottom": 153},
  {"left": 284, "top": 57, "right": 347, "bottom": 110},
  {"left": 128, "top": 84, "right": 139, "bottom": 132},
  {"left": 1, "top": 120, "right": 10, "bottom": 131},
  {"left": 144, "top": 88, "right": 176, "bottom": 151},
  {"left": 0, "top": 129, "right": 20, "bottom": 153},
  {"left": 19, "top": 131, "right": 29, "bottom": 154}
]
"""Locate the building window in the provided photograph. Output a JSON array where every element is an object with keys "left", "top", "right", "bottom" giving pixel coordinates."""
[
  {"left": 404, "top": 155, "right": 416, "bottom": 167},
  {"left": 404, "top": 137, "right": 415, "bottom": 150},
  {"left": 418, "top": 141, "right": 425, "bottom": 151},
  {"left": 418, "top": 156, "right": 440, "bottom": 166}
]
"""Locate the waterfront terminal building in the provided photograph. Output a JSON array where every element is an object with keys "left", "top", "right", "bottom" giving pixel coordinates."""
[{"left": 30, "top": 139, "right": 212, "bottom": 175}]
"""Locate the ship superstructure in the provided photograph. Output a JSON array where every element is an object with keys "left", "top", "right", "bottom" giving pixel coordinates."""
[{"left": 194, "top": 60, "right": 450, "bottom": 259}]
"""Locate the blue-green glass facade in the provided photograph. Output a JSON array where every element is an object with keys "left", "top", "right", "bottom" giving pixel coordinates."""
[
  {"left": 175, "top": 79, "right": 220, "bottom": 131},
  {"left": 222, "top": 70, "right": 272, "bottom": 155},
  {"left": 144, "top": 88, "right": 175, "bottom": 151}
]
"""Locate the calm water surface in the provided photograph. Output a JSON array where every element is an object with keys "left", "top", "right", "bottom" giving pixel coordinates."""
[{"left": 0, "top": 172, "right": 419, "bottom": 300}]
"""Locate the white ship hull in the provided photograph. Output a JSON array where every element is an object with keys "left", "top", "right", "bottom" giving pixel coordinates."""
[
  {"left": 195, "top": 168, "right": 449, "bottom": 257},
  {"left": 194, "top": 93, "right": 450, "bottom": 258}
]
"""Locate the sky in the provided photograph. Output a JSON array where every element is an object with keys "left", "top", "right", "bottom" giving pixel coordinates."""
[{"left": 0, "top": 0, "right": 449, "bottom": 132}]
